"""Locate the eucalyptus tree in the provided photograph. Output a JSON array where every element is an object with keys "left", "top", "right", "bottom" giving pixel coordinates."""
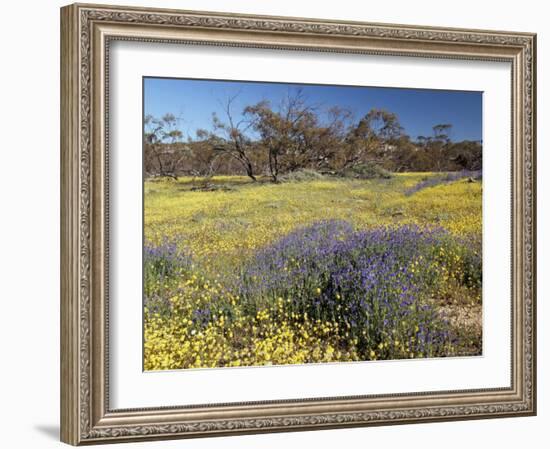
[
  {"left": 202, "top": 94, "right": 259, "bottom": 181},
  {"left": 144, "top": 113, "right": 189, "bottom": 179}
]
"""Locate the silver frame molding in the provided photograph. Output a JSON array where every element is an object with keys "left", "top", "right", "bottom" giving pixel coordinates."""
[{"left": 60, "top": 3, "right": 536, "bottom": 445}]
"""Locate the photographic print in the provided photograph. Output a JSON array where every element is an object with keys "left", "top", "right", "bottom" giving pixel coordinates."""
[
  {"left": 143, "top": 78, "right": 483, "bottom": 371},
  {"left": 61, "top": 5, "right": 536, "bottom": 443}
]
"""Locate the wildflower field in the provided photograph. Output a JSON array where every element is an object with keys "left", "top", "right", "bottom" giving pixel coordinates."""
[{"left": 144, "top": 173, "right": 482, "bottom": 370}]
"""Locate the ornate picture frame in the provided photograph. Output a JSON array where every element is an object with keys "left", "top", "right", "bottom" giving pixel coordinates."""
[{"left": 60, "top": 3, "right": 536, "bottom": 445}]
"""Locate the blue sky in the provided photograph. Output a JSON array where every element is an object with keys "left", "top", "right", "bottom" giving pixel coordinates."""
[{"left": 144, "top": 77, "right": 482, "bottom": 142}]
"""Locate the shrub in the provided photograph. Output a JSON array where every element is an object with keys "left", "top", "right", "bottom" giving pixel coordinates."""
[
  {"left": 339, "top": 162, "right": 393, "bottom": 180},
  {"left": 279, "top": 169, "right": 325, "bottom": 182}
]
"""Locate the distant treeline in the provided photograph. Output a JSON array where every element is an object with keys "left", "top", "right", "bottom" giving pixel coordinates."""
[{"left": 144, "top": 91, "right": 482, "bottom": 181}]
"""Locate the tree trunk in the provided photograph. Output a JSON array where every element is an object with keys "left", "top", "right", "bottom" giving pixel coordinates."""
[
  {"left": 268, "top": 148, "right": 279, "bottom": 182},
  {"left": 244, "top": 161, "right": 257, "bottom": 181}
]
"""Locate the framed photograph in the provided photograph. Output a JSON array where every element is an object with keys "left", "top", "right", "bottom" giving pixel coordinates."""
[{"left": 60, "top": 3, "right": 536, "bottom": 445}]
